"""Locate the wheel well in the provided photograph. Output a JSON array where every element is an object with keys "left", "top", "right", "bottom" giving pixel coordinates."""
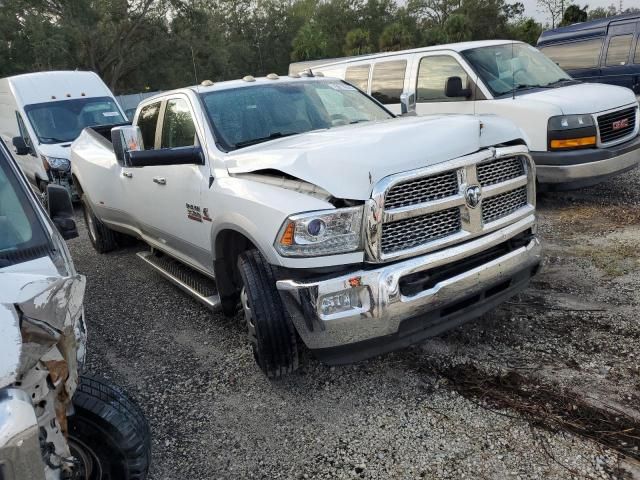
[
  {"left": 72, "top": 174, "right": 84, "bottom": 196},
  {"left": 214, "top": 229, "right": 257, "bottom": 316}
]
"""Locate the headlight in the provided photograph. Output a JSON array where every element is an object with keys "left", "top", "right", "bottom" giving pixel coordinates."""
[
  {"left": 548, "top": 114, "right": 596, "bottom": 150},
  {"left": 42, "top": 155, "right": 70, "bottom": 171},
  {"left": 275, "top": 206, "right": 363, "bottom": 257}
]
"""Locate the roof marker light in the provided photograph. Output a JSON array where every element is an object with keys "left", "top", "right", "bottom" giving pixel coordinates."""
[
  {"left": 242, "top": 75, "right": 256, "bottom": 82},
  {"left": 266, "top": 73, "right": 279, "bottom": 80},
  {"left": 200, "top": 80, "right": 214, "bottom": 86},
  {"left": 289, "top": 73, "right": 300, "bottom": 78}
]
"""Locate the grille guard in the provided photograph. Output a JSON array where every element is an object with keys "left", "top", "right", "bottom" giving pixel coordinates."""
[{"left": 364, "top": 145, "right": 536, "bottom": 263}]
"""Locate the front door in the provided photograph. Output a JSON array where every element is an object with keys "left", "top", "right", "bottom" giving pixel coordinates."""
[
  {"left": 414, "top": 54, "right": 478, "bottom": 116},
  {"left": 127, "top": 95, "right": 211, "bottom": 272}
]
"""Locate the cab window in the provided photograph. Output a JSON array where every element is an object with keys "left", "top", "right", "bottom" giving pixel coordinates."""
[
  {"left": 161, "top": 99, "right": 197, "bottom": 148},
  {"left": 371, "top": 60, "right": 406, "bottom": 104},
  {"left": 136, "top": 102, "right": 160, "bottom": 150},
  {"left": 417, "top": 56, "right": 469, "bottom": 102},
  {"left": 540, "top": 38, "right": 603, "bottom": 69},
  {"left": 605, "top": 34, "right": 633, "bottom": 66},
  {"left": 345, "top": 64, "right": 370, "bottom": 92},
  {"left": 635, "top": 35, "right": 640, "bottom": 63}
]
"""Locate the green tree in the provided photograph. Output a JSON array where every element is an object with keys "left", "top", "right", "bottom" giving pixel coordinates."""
[
  {"left": 291, "top": 22, "right": 329, "bottom": 61},
  {"left": 560, "top": 4, "right": 588, "bottom": 26},
  {"left": 344, "top": 28, "right": 374, "bottom": 55},
  {"left": 444, "top": 13, "right": 471, "bottom": 42},
  {"left": 379, "top": 22, "right": 414, "bottom": 51}
]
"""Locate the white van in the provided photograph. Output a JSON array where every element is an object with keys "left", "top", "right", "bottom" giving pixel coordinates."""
[
  {"left": 291, "top": 40, "right": 640, "bottom": 189},
  {"left": 0, "top": 71, "right": 127, "bottom": 199}
]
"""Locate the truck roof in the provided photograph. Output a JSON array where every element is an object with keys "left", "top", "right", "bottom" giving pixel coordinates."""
[
  {"left": 289, "top": 40, "right": 520, "bottom": 74},
  {"left": 537, "top": 13, "right": 640, "bottom": 46},
  {"left": 3, "top": 70, "right": 114, "bottom": 106}
]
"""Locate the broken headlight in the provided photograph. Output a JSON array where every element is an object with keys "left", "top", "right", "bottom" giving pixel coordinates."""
[{"left": 275, "top": 207, "right": 363, "bottom": 257}]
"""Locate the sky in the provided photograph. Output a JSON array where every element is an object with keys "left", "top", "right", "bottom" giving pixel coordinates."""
[{"left": 521, "top": 0, "right": 630, "bottom": 23}]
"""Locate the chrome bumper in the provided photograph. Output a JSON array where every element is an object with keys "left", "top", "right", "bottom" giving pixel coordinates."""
[
  {"left": 277, "top": 215, "right": 541, "bottom": 353},
  {"left": 536, "top": 147, "right": 640, "bottom": 184},
  {"left": 0, "top": 388, "right": 46, "bottom": 480}
]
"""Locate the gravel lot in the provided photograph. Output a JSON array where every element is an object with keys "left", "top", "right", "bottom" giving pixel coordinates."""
[{"left": 71, "top": 168, "right": 640, "bottom": 479}]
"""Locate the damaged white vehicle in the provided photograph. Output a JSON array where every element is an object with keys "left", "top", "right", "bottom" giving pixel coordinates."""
[
  {"left": 71, "top": 75, "right": 542, "bottom": 378},
  {"left": 0, "top": 147, "right": 150, "bottom": 479}
]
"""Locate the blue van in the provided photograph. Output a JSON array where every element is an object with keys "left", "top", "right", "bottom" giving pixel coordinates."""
[{"left": 537, "top": 13, "right": 640, "bottom": 96}]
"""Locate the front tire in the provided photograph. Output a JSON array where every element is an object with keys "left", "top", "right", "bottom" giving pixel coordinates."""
[
  {"left": 238, "top": 249, "right": 300, "bottom": 379},
  {"left": 68, "top": 375, "right": 151, "bottom": 480},
  {"left": 82, "top": 195, "right": 117, "bottom": 253}
]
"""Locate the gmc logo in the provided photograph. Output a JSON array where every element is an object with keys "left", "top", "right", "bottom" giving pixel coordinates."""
[{"left": 612, "top": 118, "right": 629, "bottom": 130}]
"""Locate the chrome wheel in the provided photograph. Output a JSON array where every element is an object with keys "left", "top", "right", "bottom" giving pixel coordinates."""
[
  {"left": 240, "top": 286, "right": 257, "bottom": 342},
  {"left": 83, "top": 206, "right": 97, "bottom": 243}
]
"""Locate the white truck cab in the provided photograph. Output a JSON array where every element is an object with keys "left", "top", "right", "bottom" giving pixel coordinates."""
[
  {"left": 71, "top": 75, "right": 542, "bottom": 378},
  {"left": 293, "top": 40, "right": 640, "bottom": 190},
  {"left": 0, "top": 71, "right": 127, "bottom": 200}
]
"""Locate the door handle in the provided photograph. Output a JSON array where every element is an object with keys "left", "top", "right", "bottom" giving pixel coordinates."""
[
  {"left": 153, "top": 176, "right": 166, "bottom": 185},
  {"left": 122, "top": 171, "right": 133, "bottom": 178}
]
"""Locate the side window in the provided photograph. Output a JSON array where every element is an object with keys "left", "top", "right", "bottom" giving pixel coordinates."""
[
  {"left": 15, "top": 113, "right": 33, "bottom": 150},
  {"left": 161, "top": 99, "right": 196, "bottom": 149},
  {"left": 540, "top": 39, "right": 603, "bottom": 70},
  {"left": 136, "top": 102, "right": 160, "bottom": 150},
  {"left": 371, "top": 60, "right": 407, "bottom": 104},
  {"left": 345, "top": 64, "right": 370, "bottom": 92},
  {"left": 417, "top": 56, "right": 470, "bottom": 102},
  {"left": 635, "top": 35, "right": 640, "bottom": 64},
  {"left": 606, "top": 34, "right": 633, "bottom": 66}
]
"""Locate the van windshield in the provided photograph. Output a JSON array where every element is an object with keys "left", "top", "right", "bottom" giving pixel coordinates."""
[
  {"left": 24, "top": 96, "right": 126, "bottom": 144},
  {"left": 0, "top": 154, "right": 50, "bottom": 268},
  {"left": 200, "top": 80, "right": 393, "bottom": 150},
  {"left": 462, "top": 43, "right": 576, "bottom": 97}
]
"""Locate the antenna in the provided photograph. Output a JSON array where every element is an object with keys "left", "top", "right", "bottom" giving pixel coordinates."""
[
  {"left": 473, "top": 70, "right": 479, "bottom": 116},
  {"left": 511, "top": 41, "right": 515, "bottom": 100},
  {"left": 191, "top": 46, "right": 199, "bottom": 85}
]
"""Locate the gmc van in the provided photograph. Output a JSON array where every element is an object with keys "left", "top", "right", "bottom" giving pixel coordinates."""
[
  {"left": 537, "top": 13, "right": 639, "bottom": 96},
  {"left": 0, "top": 71, "right": 127, "bottom": 201},
  {"left": 291, "top": 40, "right": 640, "bottom": 190}
]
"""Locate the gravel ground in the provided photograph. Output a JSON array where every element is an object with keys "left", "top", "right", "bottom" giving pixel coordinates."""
[{"left": 71, "top": 168, "right": 640, "bottom": 480}]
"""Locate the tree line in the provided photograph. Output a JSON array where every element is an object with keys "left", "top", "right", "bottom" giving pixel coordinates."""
[{"left": 0, "top": 0, "right": 636, "bottom": 94}]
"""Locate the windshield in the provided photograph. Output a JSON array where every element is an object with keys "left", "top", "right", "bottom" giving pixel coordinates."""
[
  {"left": 24, "top": 96, "right": 126, "bottom": 144},
  {"left": 200, "top": 80, "right": 393, "bottom": 150},
  {"left": 462, "top": 43, "right": 574, "bottom": 97},
  {"left": 0, "top": 154, "right": 50, "bottom": 268}
]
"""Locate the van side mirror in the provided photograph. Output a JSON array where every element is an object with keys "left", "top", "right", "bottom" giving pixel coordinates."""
[
  {"left": 47, "top": 184, "right": 78, "bottom": 240},
  {"left": 12, "top": 136, "right": 30, "bottom": 155},
  {"left": 400, "top": 92, "right": 416, "bottom": 116},
  {"left": 111, "top": 125, "right": 144, "bottom": 165},
  {"left": 445, "top": 77, "right": 472, "bottom": 98}
]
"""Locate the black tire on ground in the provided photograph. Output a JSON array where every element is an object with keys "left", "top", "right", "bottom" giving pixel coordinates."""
[
  {"left": 68, "top": 375, "right": 151, "bottom": 480},
  {"left": 82, "top": 195, "right": 117, "bottom": 253},
  {"left": 238, "top": 249, "right": 300, "bottom": 379}
]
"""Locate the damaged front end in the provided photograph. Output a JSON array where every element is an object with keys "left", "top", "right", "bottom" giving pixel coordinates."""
[{"left": 0, "top": 274, "right": 86, "bottom": 480}]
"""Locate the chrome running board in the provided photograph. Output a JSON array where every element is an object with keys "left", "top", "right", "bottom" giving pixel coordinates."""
[{"left": 137, "top": 251, "right": 221, "bottom": 311}]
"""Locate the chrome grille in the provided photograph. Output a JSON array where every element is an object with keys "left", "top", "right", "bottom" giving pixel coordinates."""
[
  {"left": 482, "top": 187, "right": 528, "bottom": 224},
  {"left": 477, "top": 156, "right": 524, "bottom": 186},
  {"left": 597, "top": 107, "right": 637, "bottom": 144},
  {"left": 381, "top": 208, "right": 461, "bottom": 254},
  {"left": 385, "top": 170, "right": 458, "bottom": 209},
  {"left": 368, "top": 148, "right": 535, "bottom": 262}
]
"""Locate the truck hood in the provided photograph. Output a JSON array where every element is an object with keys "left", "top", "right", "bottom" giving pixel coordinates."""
[
  {"left": 226, "top": 115, "right": 504, "bottom": 200},
  {"left": 39, "top": 142, "right": 71, "bottom": 160},
  {"left": 520, "top": 83, "right": 638, "bottom": 115},
  {"left": 0, "top": 257, "right": 86, "bottom": 389}
]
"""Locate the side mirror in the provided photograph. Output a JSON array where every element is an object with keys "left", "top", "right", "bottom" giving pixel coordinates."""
[
  {"left": 47, "top": 184, "right": 78, "bottom": 240},
  {"left": 111, "top": 125, "right": 143, "bottom": 164},
  {"left": 445, "top": 77, "right": 472, "bottom": 98},
  {"left": 128, "top": 147, "right": 204, "bottom": 167},
  {"left": 12, "top": 136, "right": 30, "bottom": 155},
  {"left": 399, "top": 92, "right": 416, "bottom": 116}
]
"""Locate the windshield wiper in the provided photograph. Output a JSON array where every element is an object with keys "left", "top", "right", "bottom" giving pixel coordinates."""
[
  {"left": 233, "top": 132, "right": 298, "bottom": 148},
  {"left": 543, "top": 78, "right": 579, "bottom": 87},
  {"left": 40, "top": 136, "right": 69, "bottom": 143}
]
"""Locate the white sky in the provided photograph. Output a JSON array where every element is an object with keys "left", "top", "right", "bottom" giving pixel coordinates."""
[{"left": 521, "top": 0, "right": 631, "bottom": 24}]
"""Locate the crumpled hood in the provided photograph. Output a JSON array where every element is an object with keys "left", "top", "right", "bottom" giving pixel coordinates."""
[
  {"left": 39, "top": 142, "right": 71, "bottom": 160},
  {"left": 226, "top": 115, "right": 493, "bottom": 200},
  {"left": 521, "top": 83, "right": 638, "bottom": 115},
  {"left": 0, "top": 257, "right": 86, "bottom": 389}
]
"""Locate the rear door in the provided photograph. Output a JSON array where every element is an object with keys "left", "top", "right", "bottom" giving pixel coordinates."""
[
  {"left": 369, "top": 57, "right": 412, "bottom": 115},
  {"left": 601, "top": 21, "right": 638, "bottom": 91},
  {"left": 128, "top": 95, "right": 212, "bottom": 271}
]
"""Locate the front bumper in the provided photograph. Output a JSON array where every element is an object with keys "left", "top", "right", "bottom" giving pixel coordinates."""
[
  {"left": 0, "top": 388, "right": 46, "bottom": 480},
  {"left": 277, "top": 216, "right": 541, "bottom": 364},
  {"left": 532, "top": 134, "right": 640, "bottom": 189}
]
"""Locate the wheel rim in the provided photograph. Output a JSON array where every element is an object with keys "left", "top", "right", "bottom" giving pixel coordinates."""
[
  {"left": 84, "top": 206, "right": 97, "bottom": 243},
  {"left": 240, "top": 287, "right": 257, "bottom": 339},
  {"left": 68, "top": 436, "right": 103, "bottom": 480}
]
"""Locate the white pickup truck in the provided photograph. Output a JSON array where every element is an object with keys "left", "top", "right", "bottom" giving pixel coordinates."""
[{"left": 70, "top": 75, "right": 542, "bottom": 378}]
